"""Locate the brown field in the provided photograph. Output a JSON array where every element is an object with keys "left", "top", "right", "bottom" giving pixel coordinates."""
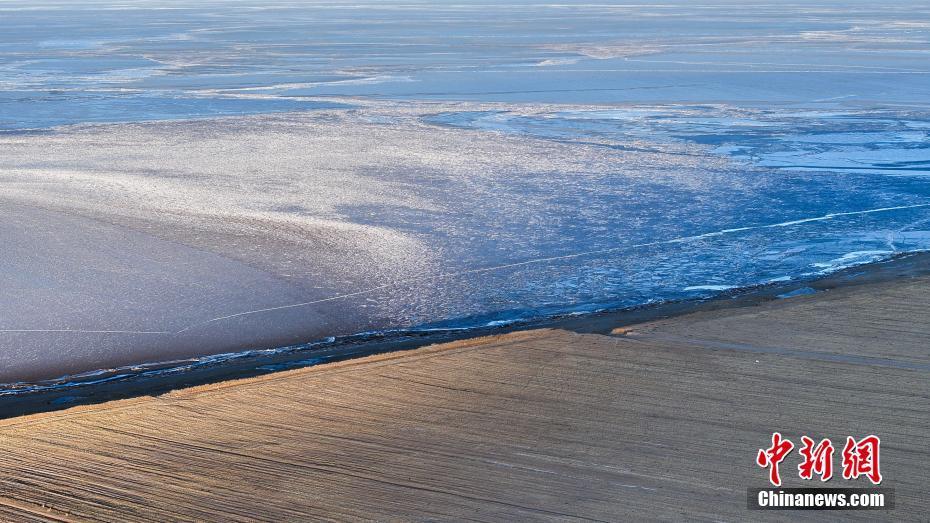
[{"left": 0, "top": 274, "right": 928, "bottom": 521}]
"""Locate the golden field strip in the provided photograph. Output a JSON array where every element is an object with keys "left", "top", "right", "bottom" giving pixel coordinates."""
[{"left": 0, "top": 274, "right": 928, "bottom": 521}]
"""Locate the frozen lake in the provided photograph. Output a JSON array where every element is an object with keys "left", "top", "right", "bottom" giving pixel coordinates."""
[
  {"left": 4, "top": 0, "right": 930, "bottom": 127},
  {"left": 1, "top": 0, "right": 929, "bottom": 385}
]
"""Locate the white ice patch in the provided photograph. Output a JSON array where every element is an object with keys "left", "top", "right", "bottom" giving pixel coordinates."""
[
  {"left": 683, "top": 285, "right": 737, "bottom": 292},
  {"left": 811, "top": 250, "right": 894, "bottom": 272},
  {"left": 534, "top": 58, "right": 579, "bottom": 67}
]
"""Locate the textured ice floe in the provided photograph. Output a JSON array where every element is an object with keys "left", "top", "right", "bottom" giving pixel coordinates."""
[
  {"left": 2, "top": 0, "right": 930, "bottom": 384},
  {"left": 3, "top": 102, "right": 930, "bottom": 384}
]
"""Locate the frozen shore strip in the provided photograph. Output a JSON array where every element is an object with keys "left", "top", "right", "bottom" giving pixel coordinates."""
[{"left": 1, "top": 260, "right": 928, "bottom": 520}]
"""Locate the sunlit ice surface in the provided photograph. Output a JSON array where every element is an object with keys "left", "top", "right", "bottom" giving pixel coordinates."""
[{"left": 1, "top": 0, "right": 929, "bottom": 385}]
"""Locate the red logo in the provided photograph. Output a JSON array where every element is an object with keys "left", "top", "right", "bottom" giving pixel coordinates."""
[
  {"left": 757, "top": 434, "right": 881, "bottom": 486},
  {"left": 798, "top": 436, "right": 834, "bottom": 481},
  {"left": 756, "top": 432, "right": 794, "bottom": 487},
  {"left": 842, "top": 435, "right": 882, "bottom": 485}
]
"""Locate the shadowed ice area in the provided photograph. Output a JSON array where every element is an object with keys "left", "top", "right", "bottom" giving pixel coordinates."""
[{"left": 1, "top": 0, "right": 930, "bottom": 384}]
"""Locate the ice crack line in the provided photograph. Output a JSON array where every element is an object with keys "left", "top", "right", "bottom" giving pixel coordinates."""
[
  {"left": 173, "top": 202, "right": 930, "bottom": 334},
  {"left": 0, "top": 329, "right": 171, "bottom": 334},
  {"left": 4, "top": 202, "right": 929, "bottom": 336}
]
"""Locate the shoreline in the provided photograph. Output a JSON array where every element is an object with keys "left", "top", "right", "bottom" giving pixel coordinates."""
[
  {"left": 5, "top": 103, "right": 930, "bottom": 388},
  {"left": 5, "top": 102, "right": 930, "bottom": 390},
  {"left": 3, "top": 250, "right": 929, "bottom": 420},
  {"left": 1, "top": 251, "right": 927, "bottom": 520}
]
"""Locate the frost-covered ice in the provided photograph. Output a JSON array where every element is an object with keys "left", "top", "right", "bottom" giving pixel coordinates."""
[
  {"left": 3, "top": 102, "right": 930, "bottom": 382},
  {"left": 1, "top": 1, "right": 930, "bottom": 383}
]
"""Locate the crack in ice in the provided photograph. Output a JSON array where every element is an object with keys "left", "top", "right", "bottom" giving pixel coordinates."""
[
  {"left": 0, "top": 329, "right": 170, "bottom": 334},
  {"left": 174, "top": 202, "right": 930, "bottom": 334},
  {"left": 5, "top": 203, "right": 929, "bottom": 336}
]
